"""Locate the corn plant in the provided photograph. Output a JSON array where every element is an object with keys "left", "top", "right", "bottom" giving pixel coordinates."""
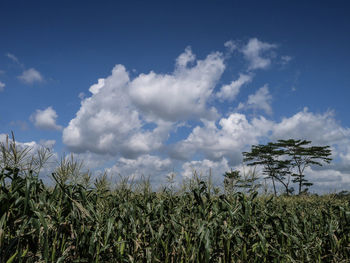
[{"left": 1, "top": 135, "right": 350, "bottom": 262}]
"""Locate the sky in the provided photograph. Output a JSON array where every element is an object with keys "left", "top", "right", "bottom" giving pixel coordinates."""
[{"left": 1, "top": 0, "right": 350, "bottom": 193}]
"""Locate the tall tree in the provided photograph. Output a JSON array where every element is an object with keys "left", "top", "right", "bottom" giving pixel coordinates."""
[
  {"left": 242, "top": 143, "right": 292, "bottom": 196},
  {"left": 275, "top": 139, "right": 332, "bottom": 195}
]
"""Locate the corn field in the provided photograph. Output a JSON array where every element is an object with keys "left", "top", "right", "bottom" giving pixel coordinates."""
[
  {"left": 1, "top": 168, "right": 350, "bottom": 262},
  {"left": 0, "top": 137, "right": 350, "bottom": 262}
]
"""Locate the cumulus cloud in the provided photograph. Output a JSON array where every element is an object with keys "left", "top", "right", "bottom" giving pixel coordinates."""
[
  {"left": 0, "top": 134, "right": 58, "bottom": 184},
  {"left": 129, "top": 50, "right": 225, "bottom": 121},
  {"left": 303, "top": 167, "right": 350, "bottom": 194},
  {"left": 30, "top": 106, "right": 62, "bottom": 131},
  {"left": 171, "top": 114, "right": 272, "bottom": 165},
  {"left": 175, "top": 46, "right": 196, "bottom": 68},
  {"left": 173, "top": 109, "right": 350, "bottom": 167},
  {"left": 182, "top": 157, "right": 230, "bottom": 182},
  {"left": 0, "top": 81, "right": 5, "bottom": 92},
  {"left": 18, "top": 68, "right": 43, "bottom": 84},
  {"left": 63, "top": 48, "right": 226, "bottom": 157},
  {"left": 89, "top": 78, "right": 105, "bottom": 94},
  {"left": 170, "top": 108, "right": 350, "bottom": 191},
  {"left": 216, "top": 73, "right": 252, "bottom": 101},
  {"left": 268, "top": 109, "right": 350, "bottom": 192},
  {"left": 0, "top": 133, "right": 56, "bottom": 160},
  {"left": 106, "top": 154, "right": 173, "bottom": 184},
  {"left": 60, "top": 41, "right": 350, "bottom": 193},
  {"left": 242, "top": 38, "right": 277, "bottom": 70},
  {"left": 238, "top": 84, "right": 273, "bottom": 115},
  {"left": 63, "top": 65, "right": 171, "bottom": 157},
  {"left": 271, "top": 108, "right": 350, "bottom": 145}
]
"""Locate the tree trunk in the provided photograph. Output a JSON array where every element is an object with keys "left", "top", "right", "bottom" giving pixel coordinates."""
[{"left": 272, "top": 177, "right": 276, "bottom": 196}]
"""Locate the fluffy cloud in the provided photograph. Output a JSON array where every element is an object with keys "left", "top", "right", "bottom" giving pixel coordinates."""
[
  {"left": 0, "top": 81, "right": 5, "bottom": 92},
  {"left": 175, "top": 46, "right": 196, "bottom": 68},
  {"left": 18, "top": 68, "right": 43, "bottom": 84},
  {"left": 60, "top": 41, "right": 350, "bottom": 193},
  {"left": 172, "top": 114, "right": 272, "bottom": 165},
  {"left": 170, "top": 108, "right": 350, "bottom": 192},
  {"left": 173, "top": 108, "right": 350, "bottom": 165},
  {"left": 63, "top": 48, "right": 226, "bottom": 157},
  {"left": 106, "top": 154, "right": 173, "bottom": 185},
  {"left": 182, "top": 158, "right": 230, "bottom": 182},
  {"left": 303, "top": 167, "right": 350, "bottom": 194},
  {"left": 216, "top": 73, "right": 252, "bottom": 101},
  {"left": 129, "top": 49, "right": 225, "bottom": 121},
  {"left": 242, "top": 38, "right": 276, "bottom": 70},
  {"left": 238, "top": 85, "right": 273, "bottom": 115},
  {"left": 30, "top": 107, "right": 62, "bottom": 131},
  {"left": 0, "top": 133, "right": 56, "bottom": 175},
  {"left": 271, "top": 108, "right": 350, "bottom": 146},
  {"left": 63, "top": 65, "right": 170, "bottom": 157}
]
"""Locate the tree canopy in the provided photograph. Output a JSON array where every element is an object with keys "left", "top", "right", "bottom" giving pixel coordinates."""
[{"left": 242, "top": 139, "right": 332, "bottom": 195}]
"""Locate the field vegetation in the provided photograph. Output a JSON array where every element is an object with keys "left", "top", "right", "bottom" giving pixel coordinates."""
[{"left": 1, "top": 134, "right": 350, "bottom": 262}]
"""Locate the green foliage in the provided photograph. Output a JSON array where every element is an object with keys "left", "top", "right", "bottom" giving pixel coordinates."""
[
  {"left": 275, "top": 139, "right": 332, "bottom": 194},
  {"left": 0, "top": 134, "right": 347, "bottom": 262},
  {"left": 1, "top": 167, "right": 350, "bottom": 262},
  {"left": 243, "top": 143, "right": 291, "bottom": 196},
  {"left": 243, "top": 139, "right": 332, "bottom": 195},
  {"left": 224, "top": 168, "right": 261, "bottom": 194}
]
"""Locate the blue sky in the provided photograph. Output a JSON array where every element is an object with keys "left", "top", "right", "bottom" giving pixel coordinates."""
[{"left": 1, "top": 0, "right": 350, "bottom": 192}]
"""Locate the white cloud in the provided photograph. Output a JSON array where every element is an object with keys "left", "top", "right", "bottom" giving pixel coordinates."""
[
  {"left": 224, "top": 40, "right": 237, "bottom": 53},
  {"left": 266, "top": 108, "right": 350, "bottom": 186},
  {"left": 0, "top": 81, "right": 5, "bottom": 92},
  {"left": 59, "top": 41, "right": 350, "bottom": 193},
  {"left": 63, "top": 48, "right": 226, "bottom": 157},
  {"left": 89, "top": 78, "right": 105, "bottom": 94},
  {"left": 0, "top": 134, "right": 56, "bottom": 157},
  {"left": 238, "top": 84, "right": 273, "bottom": 115},
  {"left": 216, "top": 73, "right": 252, "bottom": 101},
  {"left": 173, "top": 108, "right": 350, "bottom": 169},
  {"left": 172, "top": 114, "right": 272, "bottom": 165},
  {"left": 302, "top": 167, "right": 350, "bottom": 194},
  {"left": 30, "top": 106, "right": 62, "bottom": 131},
  {"left": 74, "top": 152, "right": 114, "bottom": 171},
  {"left": 172, "top": 109, "right": 350, "bottom": 192},
  {"left": 78, "top": 92, "right": 86, "bottom": 100},
  {"left": 129, "top": 50, "right": 225, "bottom": 122},
  {"left": 271, "top": 108, "right": 350, "bottom": 146},
  {"left": 106, "top": 154, "right": 173, "bottom": 185},
  {"left": 175, "top": 46, "right": 196, "bottom": 68},
  {"left": 63, "top": 65, "right": 170, "bottom": 157},
  {"left": 281, "top": 55, "right": 292, "bottom": 65},
  {"left": 182, "top": 158, "right": 230, "bottom": 182},
  {"left": 6, "top": 53, "right": 20, "bottom": 64},
  {"left": 38, "top": 139, "right": 56, "bottom": 149},
  {"left": 18, "top": 68, "right": 43, "bottom": 84},
  {"left": 0, "top": 133, "right": 57, "bottom": 178},
  {"left": 242, "top": 38, "right": 277, "bottom": 70}
]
